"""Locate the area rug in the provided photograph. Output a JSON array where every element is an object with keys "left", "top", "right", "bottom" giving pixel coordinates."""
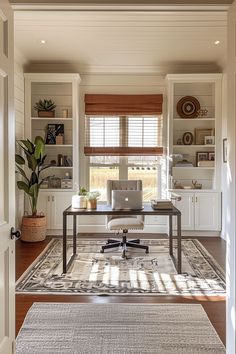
[
  {"left": 16, "top": 238, "right": 225, "bottom": 296},
  {"left": 16, "top": 303, "right": 225, "bottom": 354}
]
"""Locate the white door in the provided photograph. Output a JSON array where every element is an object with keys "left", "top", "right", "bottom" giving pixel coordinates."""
[
  {"left": 0, "top": 1, "right": 15, "bottom": 354},
  {"left": 173, "top": 192, "right": 194, "bottom": 230},
  {"left": 195, "top": 192, "right": 221, "bottom": 231}
]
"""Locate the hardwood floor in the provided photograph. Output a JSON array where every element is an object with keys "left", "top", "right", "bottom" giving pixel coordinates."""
[{"left": 16, "top": 235, "right": 226, "bottom": 346}]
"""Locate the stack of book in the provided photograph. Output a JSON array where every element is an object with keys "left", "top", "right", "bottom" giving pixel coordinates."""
[{"left": 151, "top": 199, "right": 173, "bottom": 210}]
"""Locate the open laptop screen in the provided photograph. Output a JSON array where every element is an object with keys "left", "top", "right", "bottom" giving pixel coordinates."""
[{"left": 112, "top": 190, "right": 143, "bottom": 210}]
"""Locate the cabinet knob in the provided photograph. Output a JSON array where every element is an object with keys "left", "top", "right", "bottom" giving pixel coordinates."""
[
  {"left": 196, "top": 196, "right": 198, "bottom": 203},
  {"left": 52, "top": 196, "right": 55, "bottom": 202},
  {"left": 48, "top": 196, "right": 50, "bottom": 202}
]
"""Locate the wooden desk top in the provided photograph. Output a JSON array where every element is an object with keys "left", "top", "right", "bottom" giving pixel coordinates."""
[{"left": 63, "top": 204, "right": 181, "bottom": 216}]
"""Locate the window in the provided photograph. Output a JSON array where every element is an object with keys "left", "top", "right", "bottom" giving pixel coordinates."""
[{"left": 87, "top": 115, "right": 165, "bottom": 201}]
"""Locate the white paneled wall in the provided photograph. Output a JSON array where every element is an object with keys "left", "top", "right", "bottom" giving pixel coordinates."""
[{"left": 15, "top": 60, "right": 24, "bottom": 228}]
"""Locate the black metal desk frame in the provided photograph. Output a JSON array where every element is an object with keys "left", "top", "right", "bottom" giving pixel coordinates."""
[{"left": 63, "top": 204, "right": 182, "bottom": 274}]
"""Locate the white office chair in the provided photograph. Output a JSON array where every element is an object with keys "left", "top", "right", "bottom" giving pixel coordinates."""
[{"left": 100, "top": 180, "right": 149, "bottom": 258}]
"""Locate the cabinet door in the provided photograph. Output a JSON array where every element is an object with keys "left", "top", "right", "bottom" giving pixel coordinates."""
[
  {"left": 37, "top": 193, "right": 51, "bottom": 229},
  {"left": 50, "top": 192, "right": 74, "bottom": 230},
  {"left": 172, "top": 193, "right": 194, "bottom": 230},
  {"left": 195, "top": 192, "right": 221, "bottom": 231}
]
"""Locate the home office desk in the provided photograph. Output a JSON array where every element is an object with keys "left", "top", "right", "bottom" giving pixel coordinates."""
[{"left": 63, "top": 204, "right": 182, "bottom": 274}]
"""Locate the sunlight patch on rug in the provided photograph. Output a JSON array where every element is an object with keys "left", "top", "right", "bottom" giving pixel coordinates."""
[{"left": 16, "top": 238, "right": 225, "bottom": 296}]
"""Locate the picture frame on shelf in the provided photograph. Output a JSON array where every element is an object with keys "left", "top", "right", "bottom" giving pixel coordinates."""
[
  {"left": 196, "top": 151, "right": 209, "bottom": 164},
  {"left": 204, "top": 136, "right": 215, "bottom": 145},
  {"left": 208, "top": 152, "right": 215, "bottom": 161},
  {"left": 46, "top": 124, "right": 64, "bottom": 145},
  {"left": 195, "top": 128, "right": 214, "bottom": 145},
  {"left": 223, "top": 138, "right": 228, "bottom": 163}
]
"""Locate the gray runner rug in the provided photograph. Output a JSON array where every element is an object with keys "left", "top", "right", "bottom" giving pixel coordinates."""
[
  {"left": 16, "top": 303, "right": 225, "bottom": 354},
  {"left": 16, "top": 238, "right": 225, "bottom": 296}
]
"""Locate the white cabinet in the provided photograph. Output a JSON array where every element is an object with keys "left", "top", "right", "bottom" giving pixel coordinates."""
[
  {"left": 173, "top": 191, "right": 221, "bottom": 231},
  {"left": 173, "top": 193, "right": 194, "bottom": 230},
  {"left": 195, "top": 192, "right": 221, "bottom": 231},
  {"left": 37, "top": 191, "right": 74, "bottom": 231}
]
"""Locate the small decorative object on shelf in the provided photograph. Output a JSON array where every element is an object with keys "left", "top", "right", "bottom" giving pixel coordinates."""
[
  {"left": 62, "top": 109, "right": 69, "bottom": 118},
  {"left": 49, "top": 177, "right": 61, "bottom": 189},
  {"left": 196, "top": 151, "right": 215, "bottom": 166},
  {"left": 34, "top": 99, "right": 56, "bottom": 118},
  {"left": 56, "top": 133, "right": 64, "bottom": 145},
  {"left": 173, "top": 180, "right": 183, "bottom": 189},
  {"left": 50, "top": 159, "right": 57, "bottom": 166},
  {"left": 177, "top": 138, "right": 182, "bottom": 145},
  {"left": 46, "top": 124, "right": 64, "bottom": 145},
  {"left": 204, "top": 136, "right": 215, "bottom": 145},
  {"left": 175, "top": 159, "right": 194, "bottom": 167},
  {"left": 192, "top": 180, "right": 202, "bottom": 189},
  {"left": 182, "top": 131, "right": 194, "bottom": 145},
  {"left": 57, "top": 154, "right": 64, "bottom": 166},
  {"left": 196, "top": 108, "right": 208, "bottom": 118},
  {"left": 195, "top": 128, "right": 214, "bottom": 145},
  {"left": 176, "top": 96, "right": 200, "bottom": 118},
  {"left": 86, "top": 191, "right": 101, "bottom": 210}
]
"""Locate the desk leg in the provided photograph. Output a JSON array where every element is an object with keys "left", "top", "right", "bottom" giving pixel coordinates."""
[
  {"left": 169, "top": 215, "right": 173, "bottom": 256},
  {"left": 177, "top": 214, "right": 182, "bottom": 274},
  {"left": 73, "top": 214, "right": 77, "bottom": 255},
  {"left": 63, "top": 212, "right": 67, "bottom": 273}
]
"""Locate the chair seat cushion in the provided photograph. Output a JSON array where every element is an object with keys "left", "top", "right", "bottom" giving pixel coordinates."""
[{"left": 107, "top": 217, "right": 144, "bottom": 231}]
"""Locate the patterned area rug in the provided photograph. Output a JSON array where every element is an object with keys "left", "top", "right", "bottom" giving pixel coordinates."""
[
  {"left": 16, "top": 303, "right": 225, "bottom": 354},
  {"left": 16, "top": 238, "right": 225, "bottom": 296}
]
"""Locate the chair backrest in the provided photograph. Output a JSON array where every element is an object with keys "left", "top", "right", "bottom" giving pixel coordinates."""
[
  {"left": 107, "top": 180, "right": 142, "bottom": 206},
  {"left": 106, "top": 180, "right": 144, "bottom": 223}
]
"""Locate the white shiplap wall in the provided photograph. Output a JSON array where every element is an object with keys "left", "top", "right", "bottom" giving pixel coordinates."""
[{"left": 15, "top": 60, "right": 25, "bottom": 228}]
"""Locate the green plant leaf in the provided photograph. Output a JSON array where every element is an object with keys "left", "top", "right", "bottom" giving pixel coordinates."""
[
  {"left": 30, "top": 171, "right": 38, "bottom": 185},
  {"left": 17, "top": 181, "right": 30, "bottom": 195},
  {"left": 19, "top": 140, "right": 34, "bottom": 153},
  {"left": 29, "top": 183, "right": 38, "bottom": 198},
  {"left": 26, "top": 154, "right": 37, "bottom": 171},
  {"left": 16, "top": 165, "right": 29, "bottom": 182},
  {"left": 15, "top": 154, "right": 25, "bottom": 165},
  {"left": 34, "top": 137, "right": 45, "bottom": 160}
]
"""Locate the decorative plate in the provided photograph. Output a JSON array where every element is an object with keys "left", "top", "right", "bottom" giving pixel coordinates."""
[{"left": 177, "top": 96, "right": 200, "bottom": 118}]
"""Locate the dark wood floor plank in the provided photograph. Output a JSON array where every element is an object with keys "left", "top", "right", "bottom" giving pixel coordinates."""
[{"left": 16, "top": 235, "right": 226, "bottom": 346}]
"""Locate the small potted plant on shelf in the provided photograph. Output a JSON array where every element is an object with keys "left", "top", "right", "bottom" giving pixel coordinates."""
[
  {"left": 86, "top": 191, "right": 101, "bottom": 210},
  {"left": 15, "top": 136, "right": 51, "bottom": 242},
  {"left": 34, "top": 99, "right": 56, "bottom": 118}
]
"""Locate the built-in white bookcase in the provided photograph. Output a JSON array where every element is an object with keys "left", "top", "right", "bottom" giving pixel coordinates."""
[
  {"left": 166, "top": 74, "right": 222, "bottom": 232},
  {"left": 24, "top": 73, "right": 81, "bottom": 191},
  {"left": 24, "top": 74, "right": 81, "bottom": 233}
]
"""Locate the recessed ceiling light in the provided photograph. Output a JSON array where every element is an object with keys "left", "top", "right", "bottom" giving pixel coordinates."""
[
  {"left": 40, "top": 39, "right": 46, "bottom": 44},
  {"left": 214, "top": 40, "right": 220, "bottom": 45}
]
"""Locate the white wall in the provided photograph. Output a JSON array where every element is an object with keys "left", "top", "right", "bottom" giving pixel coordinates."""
[
  {"left": 226, "top": 1, "right": 236, "bottom": 353},
  {"left": 14, "top": 58, "right": 25, "bottom": 228},
  {"left": 221, "top": 74, "right": 227, "bottom": 240}
]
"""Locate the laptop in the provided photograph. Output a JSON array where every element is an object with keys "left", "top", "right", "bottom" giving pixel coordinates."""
[{"left": 112, "top": 190, "right": 143, "bottom": 210}]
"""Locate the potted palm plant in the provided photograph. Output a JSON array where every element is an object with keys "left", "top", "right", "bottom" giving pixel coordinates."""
[
  {"left": 15, "top": 136, "right": 51, "bottom": 242},
  {"left": 34, "top": 99, "right": 56, "bottom": 117}
]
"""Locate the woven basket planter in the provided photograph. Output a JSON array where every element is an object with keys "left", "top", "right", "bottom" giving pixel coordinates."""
[
  {"left": 38, "top": 110, "right": 55, "bottom": 118},
  {"left": 21, "top": 215, "right": 46, "bottom": 242}
]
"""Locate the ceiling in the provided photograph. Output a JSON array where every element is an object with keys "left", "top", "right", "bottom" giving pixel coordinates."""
[{"left": 14, "top": 10, "right": 227, "bottom": 74}]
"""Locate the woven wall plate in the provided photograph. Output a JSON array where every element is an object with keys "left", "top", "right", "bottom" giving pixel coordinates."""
[{"left": 177, "top": 96, "right": 200, "bottom": 118}]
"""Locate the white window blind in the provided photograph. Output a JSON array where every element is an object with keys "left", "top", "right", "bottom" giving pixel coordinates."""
[{"left": 84, "top": 115, "right": 163, "bottom": 156}]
